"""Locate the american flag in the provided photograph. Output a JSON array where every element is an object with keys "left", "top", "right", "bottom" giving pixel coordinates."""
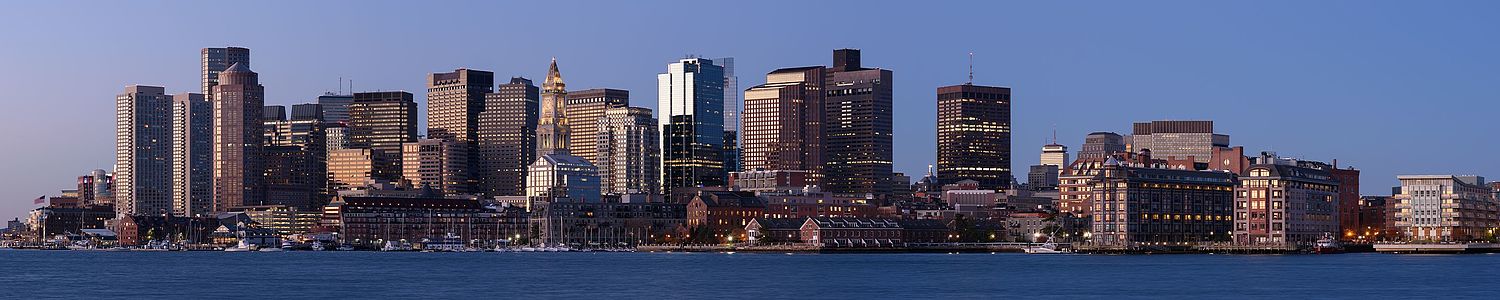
[{"left": 34, "top": 195, "right": 45, "bottom": 205}]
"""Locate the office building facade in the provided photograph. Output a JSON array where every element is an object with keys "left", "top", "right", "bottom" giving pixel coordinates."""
[
  {"left": 742, "top": 66, "right": 827, "bottom": 185},
  {"left": 657, "top": 58, "right": 727, "bottom": 193},
  {"left": 597, "top": 107, "right": 660, "bottom": 195},
  {"left": 115, "top": 85, "right": 175, "bottom": 216},
  {"left": 824, "top": 49, "right": 894, "bottom": 199},
  {"left": 478, "top": 77, "right": 539, "bottom": 197},
  {"left": 936, "top": 83, "right": 1011, "bottom": 190},
  {"left": 210, "top": 63, "right": 265, "bottom": 213}
]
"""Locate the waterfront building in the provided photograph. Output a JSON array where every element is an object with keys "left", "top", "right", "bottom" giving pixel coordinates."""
[
  {"left": 402, "top": 139, "right": 472, "bottom": 196},
  {"left": 326, "top": 196, "right": 528, "bottom": 248},
  {"left": 115, "top": 85, "right": 174, "bottom": 216},
  {"left": 211, "top": 63, "right": 266, "bottom": 213},
  {"left": 686, "top": 191, "right": 764, "bottom": 243},
  {"left": 795, "top": 217, "right": 950, "bottom": 247},
  {"left": 564, "top": 88, "right": 628, "bottom": 164},
  {"left": 658, "top": 57, "right": 727, "bottom": 194},
  {"left": 936, "top": 82, "right": 1011, "bottom": 190},
  {"left": 201, "top": 47, "right": 250, "bottom": 96},
  {"left": 1077, "top": 132, "right": 1126, "bottom": 160},
  {"left": 824, "top": 49, "right": 894, "bottom": 199},
  {"left": 316, "top": 93, "right": 354, "bottom": 124},
  {"left": 527, "top": 201, "right": 686, "bottom": 247},
  {"left": 527, "top": 59, "right": 601, "bottom": 207},
  {"left": 1232, "top": 154, "right": 1340, "bottom": 247},
  {"left": 478, "top": 77, "right": 539, "bottom": 197},
  {"left": 26, "top": 205, "right": 114, "bottom": 238},
  {"left": 237, "top": 205, "right": 321, "bottom": 235},
  {"left": 348, "top": 91, "right": 418, "bottom": 183},
  {"left": 597, "top": 106, "right": 660, "bottom": 195},
  {"left": 1086, "top": 156, "right": 1237, "bottom": 249},
  {"left": 111, "top": 214, "right": 218, "bottom": 246},
  {"left": 1126, "top": 120, "right": 1229, "bottom": 164},
  {"left": 1393, "top": 175, "right": 1498, "bottom": 242},
  {"left": 1329, "top": 162, "right": 1362, "bottom": 240},
  {"left": 426, "top": 68, "right": 493, "bottom": 143},
  {"left": 742, "top": 66, "right": 827, "bottom": 184},
  {"left": 171, "top": 93, "right": 213, "bottom": 216},
  {"left": 1354, "top": 196, "right": 1392, "bottom": 242}
]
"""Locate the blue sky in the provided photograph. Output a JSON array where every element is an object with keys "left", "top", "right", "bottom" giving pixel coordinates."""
[{"left": 1, "top": 1, "right": 1497, "bottom": 219}]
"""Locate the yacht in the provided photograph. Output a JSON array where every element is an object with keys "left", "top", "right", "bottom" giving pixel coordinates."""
[
  {"left": 1312, "top": 233, "right": 1344, "bottom": 254},
  {"left": 1023, "top": 242, "right": 1069, "bottom": 254},
  {"left": 224, "top": 240, "right": 255, "bottom": 252}
]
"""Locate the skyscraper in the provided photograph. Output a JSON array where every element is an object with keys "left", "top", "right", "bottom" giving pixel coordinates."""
[
  {"left": 597, "top": 107, "right": 660, "bottom": 195},
  {"left": 715, "top": 58, "right": 741, "bottom": 175},
  {"left": 426, "top": 68, "right": 494, "bottom": 143},
  {"left": 935, "top": 83, "right": 1011, "bottom": 190},
  {"left": 263, "top": 105, "right": 287, "bottom": 121},
  {"left": 564, "top": 88, "right": 628, "bottom": 163},
  {"left": 115, "top": 85, "right": 174, "bottom": 216},
  {"left": 262, "top": 108, "right": 327, "bottom": 209},
  {"left": 823, "top": 49, "right": 894, "bottom": 199},
  {"left": 202, "top": 47, "right": 250, "bottom": 96},
  {"left": 741, "top": 66, "right": 826, "bottom": 185},
  {"left": 171, "top": 93, "right": 212, "bottom": 216},
  {"left": 1127, "top": 120, "right": 1229, "bottom": 164},
  {"left": 290, "top": 103, "right": 323, "bottom": 121},
  {"left": 1077, "top": 132, "right": 1126, "bottom": 160},
  {"left": 328, "top": 148, "right": 380, "bottom": 191},
  {"left": 211, "top": 63, "right": 265, "bottom": 212},
  {"left": 658, "top": 57, "right": 726, "bottom": 193},
  {"left": 403, "top": 139, "right": 472, "bottom": 196},
  {"left": 348, "top": 91, "right": 418, "bottom": 184},
  {"left": 1041, "top": 143, "right": 1069, "bottom": 169},
  {"left": 479, "top": 77, "right": 539, "bottom": 197},
  {"left": 528, "top": 59, "right": 601, "bottom": 205},
  {"left": 316, "top": 93, "right": 354, "bottom": 124}
]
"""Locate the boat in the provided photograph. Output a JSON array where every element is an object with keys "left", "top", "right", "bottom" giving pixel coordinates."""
[
  {"left": 1312, "top": 233, "right": 1344, "bottom": 254},
  {"left": 418, "top": 233, "right": 466, "bottom": 252},
  {"left": 311, "top": 242, "right": 326, "bottom": 251},
  {"left": 336, "top": 245, "right": 355, "bottom": 251},
  {"left": 1023, "top": 242, "right": 1069, "bottom": 254},
  {"left": 224, "top": 240, "right": 255, "bottom": 252}
]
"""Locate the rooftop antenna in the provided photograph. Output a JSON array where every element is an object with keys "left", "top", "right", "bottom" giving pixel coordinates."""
[
  {"left": 967, "top": 52, "right": 974, "bottom": 85},
  {"left": 338, "top": 77, "right": 343, "bottom": 94}
]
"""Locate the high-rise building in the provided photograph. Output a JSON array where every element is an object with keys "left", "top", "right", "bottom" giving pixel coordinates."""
[
  {"left": 201, "top": 47, "right": 250, "bottom": 96},
  {"left": 316, "top": 93, "right": 354, "bottom": 124},
  {"left": 1041, "top": 143, "right": 1069, "bottom": 169},
  {"left": 262, "top": 111, "right": 327, "bottom": 210},
  {"left": 742, "top": 66, "right": 826, "bottom": 185},
  {"left": 77, "top": 170, "right": 114, "bottom": 207},
  {"left": 478, "top": 77, "right": 539, "bottom": 197},
  {"left": 597, "top": 107, "right": 660, "bottom": 195},
  {"left": 348, "top": 91, "right": 418, "bottom": 183},
  {"left": 1077, "top": 132, "right": 1126, "bottom": 160},
  {"left": 1233, "top": 155, "right": 1340, "bottom": 247},
  {"left": 115, "top": 85, "right": 174, "bottom": 216},
  {"left": 936, "top": 83, "right": 1011, "bottom": 190},
  {"left": 715, "top": 58, "right": 741, "bottom": 175},
  {"left": 529, "top": 59, "right": 601, "bottom": 206},
  {"left": 824, "top": 49, "right": 894, "bottom": 199},
  {"left": 211, "top": 63, "right": 265, "bottom": 212},
  {"left": 328, "top": 148, "right": 381, "bottom": 191},
  {"left": 564, "top": 88, "right": 628, "bottom": 163},
  {"left": 402, "top": 139, "right": 472, "bottom": 196},
  {"left": 1127, "top": 120, "right": 1229, "bottom": 164},
  {"left": 1027, "top": 164, "right": 1059, "bottom": 190},
  {"left": 657, "top": 57, "right": 726, "bottom": 193},
  {"left": 1393, "top": 175, "right": 1498, "bottom": 242},
  {"left": 426, "top": 68, "right": 494, "bottom": 143},
  {"left": 324, "top": 123, "right": 348, "bottom": 152},
  {"left": 170, "top": 93, "right": 212, "bottom": 216},
  {"left": 290, "top": 103, "right": 323, "bottom": 121},
  {"left": 263, "top": 105, "right": 287, "bottom": 121}
]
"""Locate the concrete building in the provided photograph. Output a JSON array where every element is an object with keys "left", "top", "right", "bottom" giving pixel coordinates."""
[
  {"left": 210, "top": 63, "right": 265, "bottom": 213},
  {"left": 115, "top": 85, "right": 175, "bottom": 216},
  {"left": 527, "top": 201, "right": 686, "bottom": 247},
  {"left": 327, "top": 196, "right": 528, "bottom": 248},
  {"left": 564, "top": 88, "right": 628, "bottom": 164},
  {"left": 597, "top": 107, "right": 659, "bottom": 195},
  {"left": 730, "top": 170, "right": 811, "bottom": 195},
  {"left": 1233, "top": 155, "right": 1340, "bottom": 247},
  {"left": 77, "top": 170, "right": 114, "bottom": 208},
  {"left": 402, "top": 139, "right": 472, "bottom": 196},
  {"left": 171, "top": 93, "right": 212, "bottom": 216},
  {"left": 1127, "top": 120, "right": 1229, "bottom": 164},
  {"left": 316, "top": 93, "right": 353, "bottom": 124},
  {"left": 528, "top": 59, "right": 601, "bottom": 207},
  {"left": 262, "top": 108, "right": 327, "bottom": 210},
  {"left": 742, "top": 66, "right": 826, "bottom": 185},
  {"left": 348, "top": 91, "right": 417, "bottom": 183},
  {"left": 478, "top": 77, "right": 539, "bottom": 197},
  {"left": 1027, "top": 164, "right": 1060, "bottom": 190},
  {"left": 824, "top": 49, "right": 894, "bottom": 199},
  {"left": 290, "top": 103, "right": 322, "bottom": 121},
  {"left": 1087, "top": 156, "right": 1236, "bottom": 249},
  {"left": 1077, "top": 132, "right": 1126, "bottom": 160},
  {"left": 658, "top": 57, "right": 727, "bottom": 193},
  {"left": 936, "top": 83, "right": 1011, "bottom": 190},
  {"left": 1393, "top": 175, "right": 1498, "bottom": 242},
  {"left": 327, "top": 148, "right": 381, "bottom": 191},
  {"left": 1041, "top": 143, "right": 1069, "bottom": 170}
]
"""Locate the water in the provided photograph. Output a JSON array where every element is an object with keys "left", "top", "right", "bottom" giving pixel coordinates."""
[{"left": 1, "top": 250, "right": 1496, "bottom": 299}]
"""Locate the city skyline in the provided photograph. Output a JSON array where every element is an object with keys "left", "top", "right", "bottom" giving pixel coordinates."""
[{"left": 3, "top": 1, "right": 1499, "bottom": 219}]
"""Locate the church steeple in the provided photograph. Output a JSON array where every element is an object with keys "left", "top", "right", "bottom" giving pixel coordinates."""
[{"left": 537, "top": 58, "right": 570, "bottom": 156}]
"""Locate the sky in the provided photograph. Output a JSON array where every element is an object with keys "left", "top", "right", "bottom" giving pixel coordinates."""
[{"left": 1, "top": 1, "right": 1497, "bottom": 220}]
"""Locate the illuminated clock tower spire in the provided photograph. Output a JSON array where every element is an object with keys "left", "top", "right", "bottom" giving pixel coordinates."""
[{"left": 537, "top": 57, "right": 569, "bottom": 156}]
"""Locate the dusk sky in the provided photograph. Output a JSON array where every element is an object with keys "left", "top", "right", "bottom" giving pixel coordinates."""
[{"left": 2, "top": 1, "right": 1497, "bottom": 219}]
